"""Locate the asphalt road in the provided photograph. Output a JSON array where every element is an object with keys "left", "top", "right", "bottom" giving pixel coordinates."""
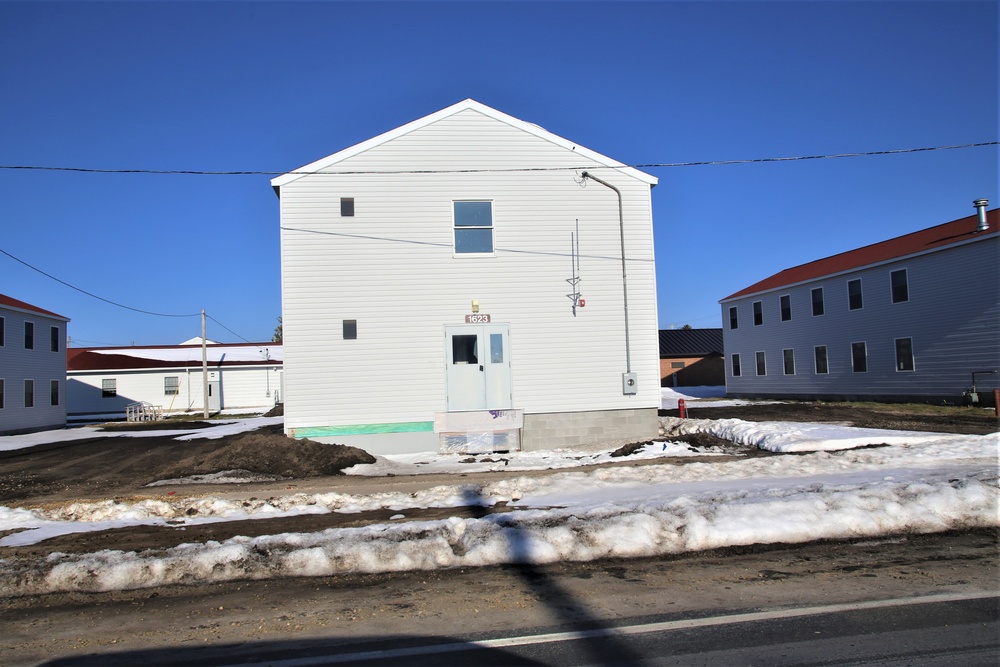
[{"left": 3, "top": 529, "right": 996, "bottom": 667}]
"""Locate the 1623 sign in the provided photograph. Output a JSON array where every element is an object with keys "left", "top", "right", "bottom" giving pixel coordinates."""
[{"left": 465, "top": 314, "right": 492, "bottom": 323}]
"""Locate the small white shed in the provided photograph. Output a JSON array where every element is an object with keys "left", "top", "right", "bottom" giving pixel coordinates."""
[{"left": 273, "top": 99, "right": 660, "bottom": 455}]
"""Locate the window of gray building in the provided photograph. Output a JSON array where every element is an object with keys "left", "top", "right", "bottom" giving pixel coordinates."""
[
  {"left": 755, "top": 351, "right": 766, "bottom": 376},
  {"left": 811, "top": 287, "right": 824, "bottom": 316},
  {"left": 24, "top": 379, "right": 34, "bottom": 408},
  {"left": 848, "top": 279, "right": 863, "bottom": 310},
  {"left": 729, "top": 306, "right": 738, "bottom": 330},
  {"left": 50, "top": 326, "right": 59, "bottom": 352},
  {"left": 851, "top": 342, "right": 867, "bottom": 372},
  {"left": 24, "top": 321, "right": 34, "bottom": 350},
  {"left": 780, "top": 295, "right": 792, "bottom": 321},
  {"left": 891, "top": 269, "right": 909, "bottom": 304},
  {"left": 50, "top": 380, "right": 59, "bottom": 406},
  {"left": 731, "top": 353, "right": 741, "bottom": 377},
  {"left": 814, "top": 346, "right": 829, "bottom": 374},
  {"left": 753, "top": 301, "right": 763, "bottom": 326},
  {"left": 895, "top": 337, "right": 914, "bottom": 372},
  {"left": 783, "top": 349, "right": 795, "bottom": 375}
]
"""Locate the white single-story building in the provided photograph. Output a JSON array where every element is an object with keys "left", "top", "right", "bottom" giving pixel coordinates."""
[
  {"left": 0, "top": 294, "right": 70, "bottom": 435},
  {"left": 66, "top": 341, "right": 283, "bottom": 421},
  {"left": 272, "top": 99, "right": 660, "bottom": 455}
]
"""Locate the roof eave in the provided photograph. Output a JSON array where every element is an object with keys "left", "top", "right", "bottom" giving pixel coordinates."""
[{"left": 270, "top": 99, "right": 657, "bottom": 188}]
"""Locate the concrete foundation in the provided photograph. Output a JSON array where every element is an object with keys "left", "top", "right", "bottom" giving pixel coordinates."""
[{"left": 521, "top": 407, "right": 659, "bottom": 451}]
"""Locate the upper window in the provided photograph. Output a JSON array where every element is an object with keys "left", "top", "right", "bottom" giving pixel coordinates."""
[
  {"left": 731, "top": 353, "right": 741, "bottom": 377},
  {"left": 752, "top": 301, "right": 763, "bottom": 326},
  {"left": 102, "top": 378, "right": 117, "bottom": 398},
  {"left": 811, "top": 287, "right": 824, "bottom": 316},
  {"left": 848, "top": 279, "right": 863, "bottom": 310},
  {"left": 895, "top": 337, "right": 914, "bottom": 372},
  {"left": 0, "top": 316, "right": 4, "bottom": 346},
  {"left": 890, "top": 269, "right": 909, "bottom": 304},
  {"left": 729, "top": 306, "right": 738, "bottom": 330},
  {"left": 24, "top": 321, "right": 34, "bottom": 350},
  {"left": 50, "top": 326, "right": 60, "bottom": 352},
  {"left": 780, "top": 295, "right": 792, "bottom": 322},
  {"left": 851, "top": 342, "right": 867, "bottom": 373},
  {"left": 454, "top": 201, "right": 494, "bottom": 254},
  {"left": 340, "top": 197, "right": 354, "bottom": 217}
]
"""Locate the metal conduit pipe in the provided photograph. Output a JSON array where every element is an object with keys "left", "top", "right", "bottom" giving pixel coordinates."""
[{"left": 581, "top": 171, "right": 634, "bottom": 388}]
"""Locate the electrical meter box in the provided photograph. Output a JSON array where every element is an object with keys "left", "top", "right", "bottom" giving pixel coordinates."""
[{"left": 622, "top": 372, "right": 638, "bottom": 395}]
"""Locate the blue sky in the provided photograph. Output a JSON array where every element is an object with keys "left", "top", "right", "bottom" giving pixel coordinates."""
[{"left": 1, "top": 1, "right": 996, "bottom": 346}]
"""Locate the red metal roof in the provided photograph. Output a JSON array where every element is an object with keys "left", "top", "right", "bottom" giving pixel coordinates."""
[
  {"left": 0, "top": 293, "right": 70, "bottom": 321},
  {"left": 67, "top": 342, "right": 282, "bottom": 371},
  {"left": 721, "top": 208, "right": 999, "bottom": 301}
]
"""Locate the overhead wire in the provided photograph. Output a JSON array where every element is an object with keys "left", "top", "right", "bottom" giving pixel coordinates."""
[
  {"left": 0, "top": 141, "right": 995, "bottom": 176},
  {"left": 0, "top": 247, "right": 260, "bottom": 343}
]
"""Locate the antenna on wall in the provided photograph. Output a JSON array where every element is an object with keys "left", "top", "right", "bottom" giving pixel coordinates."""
[{"left": 566, "top": 219, "right": 582, "bottom": 315}]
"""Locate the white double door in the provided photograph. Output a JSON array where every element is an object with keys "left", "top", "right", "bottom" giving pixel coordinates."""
[{"left": 445, "top": 324, "right": 512, "bottom": 411}]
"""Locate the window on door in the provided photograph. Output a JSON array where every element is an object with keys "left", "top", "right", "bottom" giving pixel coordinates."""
[
  {"left": 489, "top": 333, "right": 504, "bottom": 363},
  {"left": 452, "top": 335, "right": 479, "bottom": 364}
]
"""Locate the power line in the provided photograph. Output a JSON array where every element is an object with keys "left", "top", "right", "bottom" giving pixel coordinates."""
[
  {"left": 0, "top": 247, "right": 201, "bottom": 318},
  {"left": 0, "top": 141, "right": 995, "bottom": 176},
  {"left": 2, "top": 245, "right": 261, "bottom": 342}
]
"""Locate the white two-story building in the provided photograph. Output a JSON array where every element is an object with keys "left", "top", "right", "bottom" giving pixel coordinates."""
[{"left": 273, "top": 99, "right": 660, "bottom": 455}]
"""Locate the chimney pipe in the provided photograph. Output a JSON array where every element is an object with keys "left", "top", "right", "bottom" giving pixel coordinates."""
[{"left": 973, "top": 198, "right": 989, "bottom": 232}]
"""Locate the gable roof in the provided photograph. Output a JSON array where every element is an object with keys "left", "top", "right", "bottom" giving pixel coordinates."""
[
  {"left": 721, "top": 208, "right": 999, "bottom": 302},
  {"left": 0, "top": 293, "right": 69, "bottom": 321},
  {"left": 67, "top": 342, "right": 282, "bottom": 371},
  {"left": 271, "top": 99, "right": 657, "bottom": 188},
  {"left": 659, "top": 328, "right": 724, "bottom": 357}
]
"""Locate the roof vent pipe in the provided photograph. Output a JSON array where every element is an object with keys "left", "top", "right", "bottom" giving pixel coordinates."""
[{"left": 973, "top": 198, "right": 989, "bottom": 232}]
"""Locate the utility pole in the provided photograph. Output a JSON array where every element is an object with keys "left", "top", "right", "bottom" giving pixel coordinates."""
[{"left": 202, "top": 310, "right": 209, "bottom": 418}]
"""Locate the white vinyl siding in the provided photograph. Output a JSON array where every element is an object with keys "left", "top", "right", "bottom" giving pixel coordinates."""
[{"left": 278, "top": 107, "right": 659, "bottom": 437}]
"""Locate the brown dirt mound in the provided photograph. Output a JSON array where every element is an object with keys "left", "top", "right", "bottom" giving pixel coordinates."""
[{"left": 157, "top": 425, "right": 375, "bottom": 479}]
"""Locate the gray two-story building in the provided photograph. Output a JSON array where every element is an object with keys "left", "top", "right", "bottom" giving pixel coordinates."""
[
  {"left": 720, "top": 202, "right": 999, "bottom": 404},
  {"left": 0, "top": 294, "right": 70, "bottom": 435}
]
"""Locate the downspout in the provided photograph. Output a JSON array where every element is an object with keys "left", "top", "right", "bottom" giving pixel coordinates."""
[{"left": 582, "top": 171, "right": 636, "bottom": 393}]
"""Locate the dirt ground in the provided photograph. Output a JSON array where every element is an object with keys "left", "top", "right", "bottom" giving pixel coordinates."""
[{"left": 0, "top": 401, "right": 995, "bottom": 559}]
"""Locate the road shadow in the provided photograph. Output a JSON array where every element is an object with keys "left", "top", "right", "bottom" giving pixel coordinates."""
[{"left": 460, "top": 486, "right": 648, "bottom": 666}]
